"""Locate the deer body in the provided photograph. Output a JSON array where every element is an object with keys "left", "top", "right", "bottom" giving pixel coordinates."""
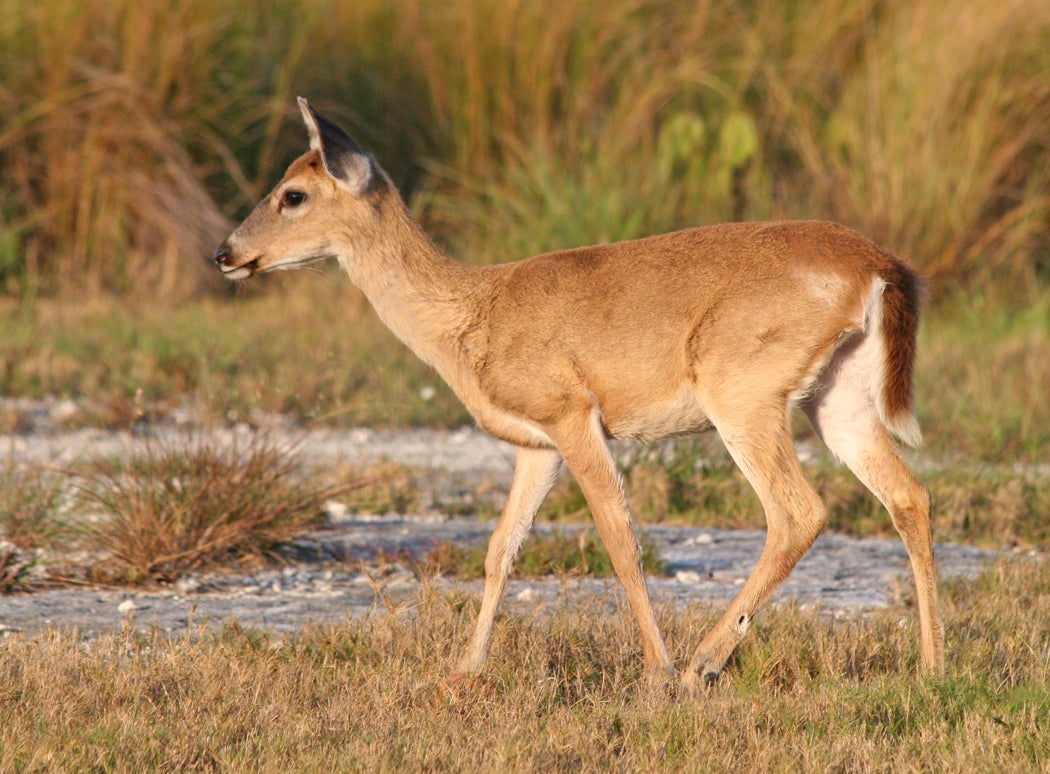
[{"left": 216, "top": 99, "right": 944, "bottom": 696}]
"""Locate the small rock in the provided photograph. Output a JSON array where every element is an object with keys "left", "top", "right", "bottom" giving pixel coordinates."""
[
  {"left": 324, "top": 500, "right": 349, "bottom": 519},
  {"left": 675, "top": 570, "right": 703, "bottom": 584},
  {"left": 684, "top": 533, "right": 714, "bottom": 546},
  {"left": 51, "top": 399, "right": 81, "bottom": 424},
  {"left": 175, "top": 577, "right": 201, "bottom": 594},
  {"left": 117, "top": 600, "right": 136, "bottom": 614}
]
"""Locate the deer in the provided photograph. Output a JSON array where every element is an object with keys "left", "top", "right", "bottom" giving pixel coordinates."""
[{"left": 214, "top": 98, "right": 944, "bottom": 697}]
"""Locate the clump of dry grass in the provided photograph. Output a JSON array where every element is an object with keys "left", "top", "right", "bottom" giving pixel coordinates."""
[
  {"left": 73, "top": 432, "right": 355, "bottom": 583},
  {"left": 0, "top": 541, "right": 35, "bottom": 592},
  {"left": 0, "top": 558, "right": 1046, "bottom": 770},
  {"left": 0, "top": 462, "right": 66, "bottom": 592},
  {"left": 0, "top": 460, "right": 67, "bottom": 550}
]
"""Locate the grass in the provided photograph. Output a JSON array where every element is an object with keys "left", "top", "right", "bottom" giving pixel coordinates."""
[
  {"left": 72, "top": 432, "right": 367, "bottom": 584},
  {"left": 0, "top": 457, "right": 66, "bottom": 550},
  {"left": 0, "top": 1, "right": 1047, "bottom": 764},
  {"left": 0, "top": 542, "right": 35, "bottom": 593},
  {"left": 0, "top": 458, "right": 66, "bottom": 591},
  {"left": 0, "top": 558, "right": 1046, "bottom": 770},
  {"left": 0, "top": 432, "right": 373, "bottom": 586},
  {"left": 609, "top": 442, "right": 1050, "bottom": 549},
  {"left": 3, "top": 280, "right": 1047, "bottom": 463},
  {"left": 915, "top": 285, "right": 1050, "bottom": 462},
  {"left": 417, "top": 528, "right": 669, "bottom": 580},
  {"left": 0, "top": 277, "right": 470, "bottom": 430},
  {"left": 1, "top": 0, "right": 1048, "bottom": 297}
]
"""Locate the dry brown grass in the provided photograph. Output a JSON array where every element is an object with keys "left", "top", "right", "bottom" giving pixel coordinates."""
[
  {"left": 0, "top": 558, "right": 1046, "bottom": 770},
  {"left": 72, "top": 432, "right": 360, "bottom": 584},
  {"left": 0, "top": 460, "right": 66, "bottom": 551},
  {"left": 2, "top": 0, "right": 1048, "bottom": 297}
]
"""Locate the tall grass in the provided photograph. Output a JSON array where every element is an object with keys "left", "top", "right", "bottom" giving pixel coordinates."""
[{"left": 1, "top": 0, "right": 1047, "bottom": 297}]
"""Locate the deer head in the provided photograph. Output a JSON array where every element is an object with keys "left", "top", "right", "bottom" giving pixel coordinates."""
[{"left": 213, "top": 98, "right": 393, "bottom": 280}]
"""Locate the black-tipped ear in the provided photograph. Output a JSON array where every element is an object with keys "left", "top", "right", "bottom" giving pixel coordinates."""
[{"left": 297, "top": 97, "right": 373, "bottom": 192}]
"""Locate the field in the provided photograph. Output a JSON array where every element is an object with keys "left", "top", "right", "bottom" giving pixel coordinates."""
[
  {"left": 1, "top": 0, "right": 1049, "bottom": 770},
  {"left": 1, "top": 560, "right": 1048, "bottom": 770}
]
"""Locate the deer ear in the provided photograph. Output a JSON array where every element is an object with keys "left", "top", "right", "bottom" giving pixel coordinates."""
[{"left": 297, "top": 97, "right": 373, "bottom": 193}]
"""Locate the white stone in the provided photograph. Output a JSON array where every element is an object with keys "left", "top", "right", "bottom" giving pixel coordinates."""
[{"left": 675, "top": 570, "right": 703, "bottom": 584}]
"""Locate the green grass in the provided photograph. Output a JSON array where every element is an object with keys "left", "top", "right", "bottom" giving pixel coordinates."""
[
  {"left": 915, "top": 286, "right": 1050, "bottom": 462},
  {"left": 0, "top": 276, "right": 470, "bottom": 429},
  {"left": 0, "top": 458, "right": 66, "bottom": 550},
  {"left": 0, "top": 558, "right": 1047, "bottom": 770},
  {"left": 417, "top": 528, "right": 669, "bottom": 580},
  {"left": 3, "top": 282, "right": 1047, "bottom": 463}
]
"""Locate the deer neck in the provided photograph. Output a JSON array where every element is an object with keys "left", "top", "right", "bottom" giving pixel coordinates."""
[{"left": 336, "top": 198, "right": 478, "bottom": 374}]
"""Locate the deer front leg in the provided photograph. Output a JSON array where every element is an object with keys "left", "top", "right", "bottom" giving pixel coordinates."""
[
  {"left": 455, "top": 446, "right": 562, "bottom": 675},
  {"left": 550, "top": 408, "right": 675, "bottom": 690}
]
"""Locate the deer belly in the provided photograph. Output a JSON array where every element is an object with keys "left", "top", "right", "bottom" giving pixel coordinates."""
[{"left": 601, "top": 383, "right": 713, "bottom": 441}]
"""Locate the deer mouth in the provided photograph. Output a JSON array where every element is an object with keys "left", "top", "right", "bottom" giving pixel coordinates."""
[
  {"left": 257, "top": 254, "right": 333, "bottom": 273},
  {"left": 215, "top": 248, "right": 332, "bottom": 280},
  {"left": 220, "top": 258, "right": 260, "bottom": 281}
]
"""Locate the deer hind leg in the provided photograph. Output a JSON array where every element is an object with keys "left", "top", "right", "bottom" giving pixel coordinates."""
[
  {"left": 682, "top": 406, "right": 828, "bottom": 696},
  {"left": 803, "top": 377, "right": 944, "bottom": 675},
  {"left": 455, "top": 446, "right": 562, "bottom": 675},
  {"left": 550, "top": 407, "right": 675, "bottom": 688}
]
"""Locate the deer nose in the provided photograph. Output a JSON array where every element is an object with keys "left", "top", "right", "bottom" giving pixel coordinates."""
[{"left": 213, "top": 243, "right": 231, "bottom": 266}]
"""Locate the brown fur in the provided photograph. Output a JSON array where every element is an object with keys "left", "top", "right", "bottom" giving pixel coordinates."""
[
  {"left": 214, "top": 99, "right": 944, "bottom": 695},
  {"left": 879, "top": 258, "right": 926, "bottom": 426}
]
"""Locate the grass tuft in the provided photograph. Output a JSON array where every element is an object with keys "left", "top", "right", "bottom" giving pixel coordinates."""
[
  {"left": 0, "top": 460, "right": 67, "bottom": 550},
  {"left": 73, "top": 432, "right": 356, "bottom": 584},
  {"left": 0, "top": 541, "right": 36, "bottom": 593}
]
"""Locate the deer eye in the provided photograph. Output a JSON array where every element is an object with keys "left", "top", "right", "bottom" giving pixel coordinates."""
[{"left": 281, "top": 190, "right": 307, "bottom": 208}]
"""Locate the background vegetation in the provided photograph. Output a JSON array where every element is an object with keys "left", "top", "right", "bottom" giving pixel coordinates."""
[
  {"left": 1, "top": 0, "right": 1048, "bottom": 297},
  {"left": 0, "top": 0, "right": 1047, "bottom": 459}
]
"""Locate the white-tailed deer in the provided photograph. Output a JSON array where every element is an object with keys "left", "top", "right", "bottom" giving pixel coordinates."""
[{"left": 215, "top": 98, "right": 944, "bottom": 695}]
